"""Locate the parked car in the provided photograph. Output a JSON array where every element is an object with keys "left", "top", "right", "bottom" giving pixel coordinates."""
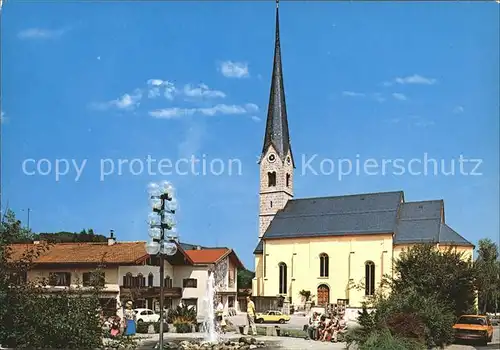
[
  {"left": 134, "top": 308, "right": 160, "bottom": 323},
  {"left": 453, "top": 314, "right": 493, "bottom": 346},
  {"left": 255, "top": 310, "right": 291, "bottom": 324}
]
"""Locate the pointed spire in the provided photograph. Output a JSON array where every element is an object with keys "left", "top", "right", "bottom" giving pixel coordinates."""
[{"left": 261, "top": 0, "right": 293, "bottom": 165}]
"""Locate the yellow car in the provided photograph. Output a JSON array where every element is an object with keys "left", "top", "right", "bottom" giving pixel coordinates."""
[
  {"left": 453, "top": 315, "right": 493, "bottom": 346},
  {"left": 255, "top": 310, "right": 291, "bottom": 324}
]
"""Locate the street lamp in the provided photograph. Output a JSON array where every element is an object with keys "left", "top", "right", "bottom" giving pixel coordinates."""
[{"left": 144, "top": 181, "right": 178, "bottom": 350}]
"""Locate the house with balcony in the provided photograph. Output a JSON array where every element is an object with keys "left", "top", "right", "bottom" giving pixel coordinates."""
[{"left": 7, "top": 233, "right": 244, "bottom": 319}]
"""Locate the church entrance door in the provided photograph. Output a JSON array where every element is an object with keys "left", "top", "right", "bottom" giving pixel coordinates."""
[{"left": 317, "top": 284, "right": 330, "bottom": 306}]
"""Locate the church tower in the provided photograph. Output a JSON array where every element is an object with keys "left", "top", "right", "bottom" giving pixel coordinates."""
[{"left": 258, "top": 0, "right": 294, "bottom": 239}]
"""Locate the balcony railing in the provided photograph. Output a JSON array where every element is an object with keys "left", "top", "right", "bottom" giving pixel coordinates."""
[{"left": 120, "top": 286, "right": 182, "bottom": 298}]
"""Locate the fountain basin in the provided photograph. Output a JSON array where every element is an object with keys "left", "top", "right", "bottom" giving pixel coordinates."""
[{"left": 156, "top": 336, "right": 279, "bottom": 350}]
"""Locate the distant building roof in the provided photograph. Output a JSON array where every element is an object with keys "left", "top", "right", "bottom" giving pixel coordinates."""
[
  {"left": 184, "top": 248, "right": 244, "bottom": 269},
  {"left": 256, "top": 191, "right": 472, "bottom": 250},
  {"left": 7, "top": 241, "right": 149, "bottom": 265}
]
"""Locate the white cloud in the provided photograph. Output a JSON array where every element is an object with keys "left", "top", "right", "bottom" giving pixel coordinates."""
[
  {"left": 244, "top": 103, "right": 259, "bottom": 113},
  {"left": 18, "top": 28, "right": 66, "bottom": 39},
  {"left": 0, "top": 111, "right": 6, "bottom": 124},
  {"left": 392, "top": 93, "right": 408, "bottom": 101},
  {"left": 342, "top": 91, "right": 365, "bottom": 97},
  {"left": 251, "top": 116, "right": 261, "bottom": 122},
  {"left": 453, "top": 105, "right": 465, "bottom": 114},
  {"left": 90, "top": 89, "right": 142, "bottom": 111},
  {"left": 183, "top": 84, "right": 226, "bottom": 99},
  {"left": 384, "top": 74, "right": 437, "bottom": 86},
  {"left": 147, "top": 79, "right": 164, "bottom": 86},
  {"left": 149, "top": 103, "right": 258, "bottom": 119},
  {"left": 146, "top": 79, "right": 177, "bottom": 100},
  {"left": 110, "top": 89, "right": 142, "bottom": 109},
  {"left": 219, "top": 61, "right": 250, "bottom": 78}
]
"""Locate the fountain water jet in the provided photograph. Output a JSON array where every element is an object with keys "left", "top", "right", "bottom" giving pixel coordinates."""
[{"left": 202, "top": 271, "right": 220, "bottom": 343}]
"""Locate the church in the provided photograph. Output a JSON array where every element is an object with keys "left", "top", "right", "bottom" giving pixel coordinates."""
[{"left": 252, "top": 2, "right": 474, "bottom": 308}]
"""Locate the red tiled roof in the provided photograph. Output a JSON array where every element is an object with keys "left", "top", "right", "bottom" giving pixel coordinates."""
[
  {"left": 7, "top": 242, "right": 149, "bottom": 265},
  {"left": 184, "top": 248, "right": 244, "bottom": 268},
  {"left": 184, "top": 248, "right": 229, "bottom": 264}
]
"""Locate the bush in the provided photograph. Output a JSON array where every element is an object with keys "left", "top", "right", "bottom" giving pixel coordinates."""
[
  {"left": 167, "top": 304, "right": 196, "bottom": 324},
  {"left": 360, "top": 329, "right": 425, "bottom": 350},
  {"left": 345, "top": 304, "right": 377, "bottom": 348},
  {"left": 136, "top": 321, "right": 168, "bottom": 334},
  {"left": 385, "top": 312, "right": 426, "bottom": 342},
  {"left": 174, "top": 322, "right": 192, "bottom": 333},
  {"left": 376, "top": 289, "right": 455, "bottom": 348}
]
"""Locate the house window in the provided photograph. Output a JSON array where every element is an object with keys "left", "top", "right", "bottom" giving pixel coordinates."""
[
  {"left": 365, "top": 261, "right": 375, "bottom": 296},
  {"left": 270, "top": 201, "right": 273, "bottom": 208},
  {"left": 286, "top": 174, "right": 290, "bottom": 187},
  {"left": 164, "top": 276, "right": 173, "bottom": 288},
  {"left": 268, "top": 172, "right": 276, "bottom": 187},
  {"left": 319, "top": 253, "right": 329, "bottom": 277},
  {"left": 229, "top": 268, "right": 235, "bottom": 288},
  {"left": 148, "top": 273, "right": 154, "bottom": 287},
  {"left": 278, "top": 262, "right": 287, "bottom": 294},
  {"left": 183, "top": 278, "right": 197, "bottom": 288},
  {"left": 83, "top": 272, "right": 105, "bottom": 287},
  {"left": 49, "top": 272, "right": 71, "bottom": 287},
  {"left": 136, "top": 273, "right": 145, "bottom": 288},
  {"left": 9, "top": 271, "right": 27, "bottom": 284},
  {"left": 123, "top": 273, "right": 146, "bottom": 288},
  {"left": 123, "top": 273, "right": 133, "bottom": 287}
]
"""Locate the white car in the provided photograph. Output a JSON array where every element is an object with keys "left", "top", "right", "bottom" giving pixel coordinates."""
[{"left": 134, "top": 308, "right": 160, "bottom": 323}]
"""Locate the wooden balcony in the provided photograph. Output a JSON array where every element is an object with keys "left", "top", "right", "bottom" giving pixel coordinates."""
[{"left": 120, "top": 286, "right": 182, "bottom": 299}]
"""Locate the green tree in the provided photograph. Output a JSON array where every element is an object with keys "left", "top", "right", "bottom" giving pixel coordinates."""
[
  {"left": 475, "top": 238, "right": 500, "bottom": 314},
  {"left": 391, "top": 243, "right": 476, "bottom": 317},
  {"left": 237, "top": 268, "right": 255, "bottom": 289},
  {"left": 1, "top": 209, "right": 34, "bottom": 243},
  {"left": 0, "top": 211, "right": 130, "bottom": 348}
]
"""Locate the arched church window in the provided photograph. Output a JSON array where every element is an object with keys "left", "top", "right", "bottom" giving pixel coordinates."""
[
  {"left": 319, "top": 253, "right": 329, "bottom": 277},
  {"left": 268, "top": 172, "right": 276, "bottom": 187},
  {"left": 286, "top": 173, "right": 290, "bottom": 187},
  {"left": 278, "top": 262, "right": 287, "bottom": 294},
  {"left": 365, "top": 261, "right": 375, "bottom": 296}
]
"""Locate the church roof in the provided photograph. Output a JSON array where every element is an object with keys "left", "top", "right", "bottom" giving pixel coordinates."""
[
  {"left": 438, "top": 223, "right": 471, "bottom": 246},
  {"left": 256, "top": 191, "right": 473, "bottom": 251},
  {"left": 260, "top": 0, "right": 293, "bottom": 164},
  {"left": 262, "top": 191, "right": 403, "bottom": 239},
  {"left": 253, "top": 240, "right": 264, "bottom": 254}
]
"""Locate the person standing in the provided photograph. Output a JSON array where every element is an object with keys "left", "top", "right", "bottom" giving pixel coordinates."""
[
  {"left": 246, "top": 296, "right": 257, "bottom": 335},
  {"left": 123, "top": 301, "right": 136, "bottom": 336}
]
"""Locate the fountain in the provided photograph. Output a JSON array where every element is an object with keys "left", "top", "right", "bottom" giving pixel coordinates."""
[{"left": 202, "top": 271, "right": 219, "bottom": 343}]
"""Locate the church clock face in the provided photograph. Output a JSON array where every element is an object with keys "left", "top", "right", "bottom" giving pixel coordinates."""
[{"left": 268, "top": 154, "right": 276, "bottom": 163}]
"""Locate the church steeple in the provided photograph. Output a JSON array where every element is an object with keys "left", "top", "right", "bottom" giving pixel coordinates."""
[
  {"left": 261, "top": 0, "right": 293, "bottom": 166},
  {"left": 257, "top": 0, "right": 294, "bottom": 240}
]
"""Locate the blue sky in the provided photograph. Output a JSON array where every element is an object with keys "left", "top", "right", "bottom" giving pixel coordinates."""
[{"left": 1, "top": 1, "right": 499, "bottom": 268}]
